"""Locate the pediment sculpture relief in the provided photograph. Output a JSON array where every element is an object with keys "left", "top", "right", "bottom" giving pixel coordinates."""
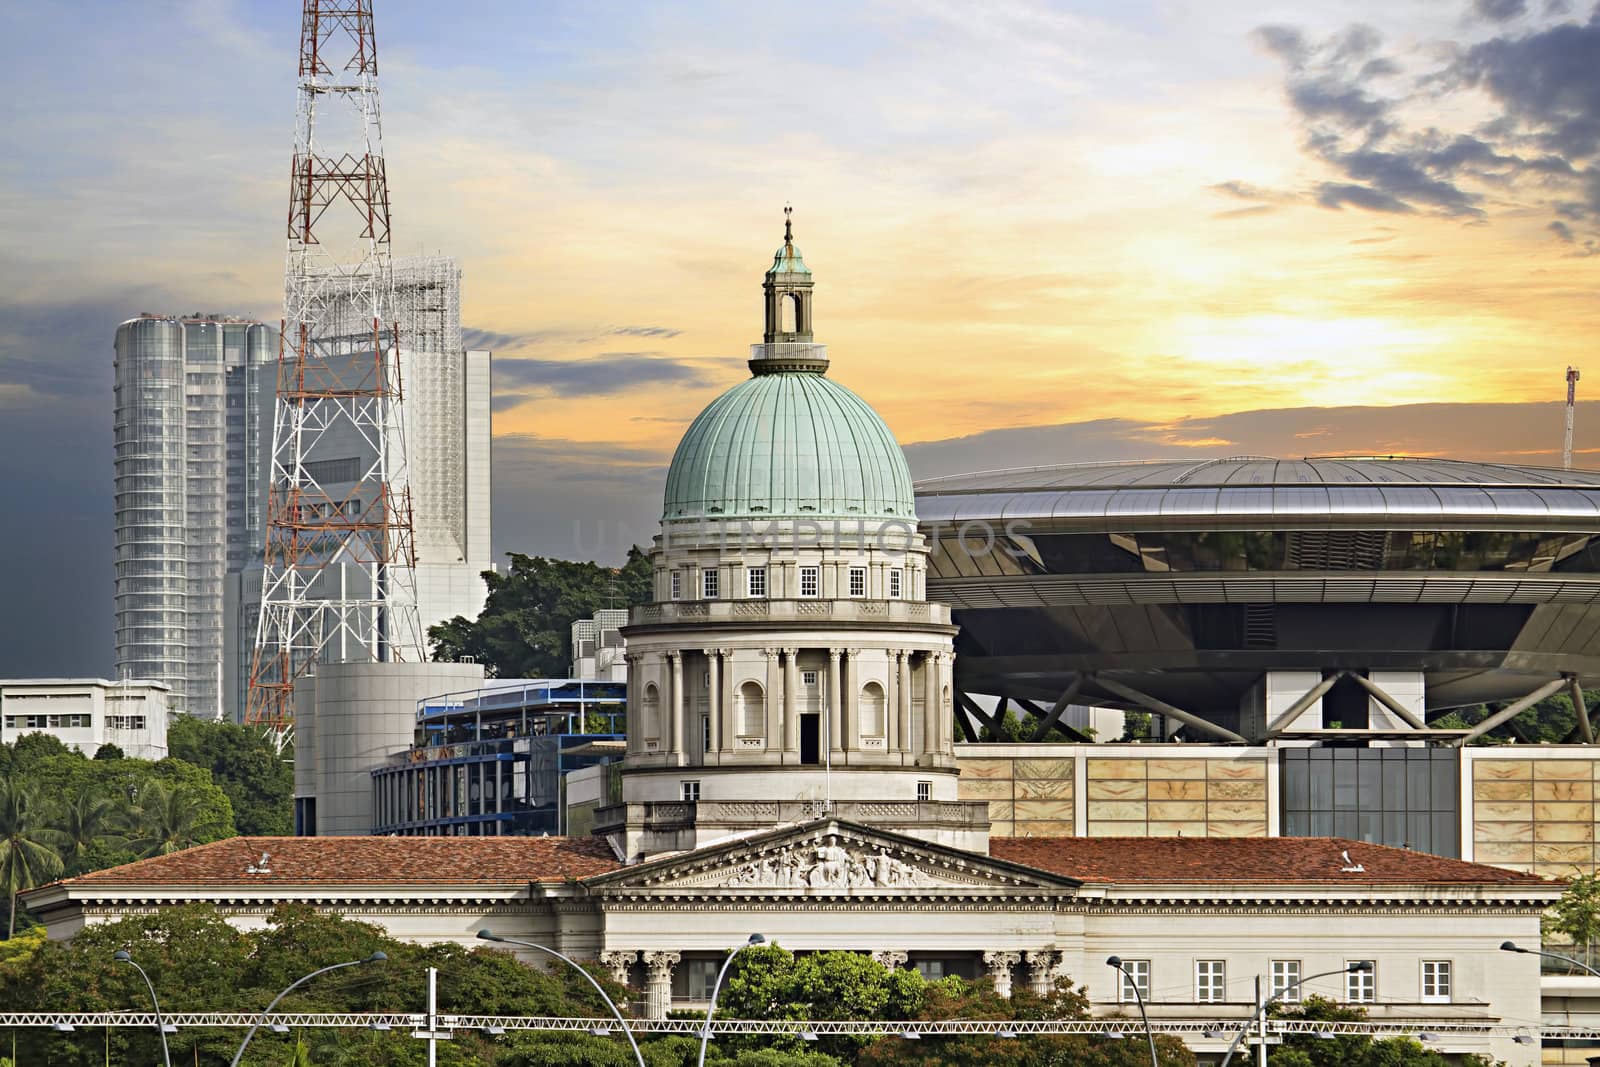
[{"left": 721, "top": 840, "right": 940, "bottom": 889}]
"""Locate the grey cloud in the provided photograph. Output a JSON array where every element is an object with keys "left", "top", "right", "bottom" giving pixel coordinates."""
[
  {"left": 1474, "top": 0, "right": 1529, "bottom": 20},
  {"left": 1455, "top": 16, "right": 1600, "bottom": 161},
  {"left": 1317, "top": 182, "right": 1415, "bottom": 213},
  {"left": 610, "top": 325, "right": 683, "bottom": 338},
  {"left": 493, "top": 353, "right": 712, "bottom": 398},
  {"left": 1211, "top": 180, "right": 1289, "bottom": 201},
  {"left": 1550, "top": 219, "right": 1577, "bottom": 241},
  {"left": 460, "top": 326, "right": 569, "bottom": 351}
]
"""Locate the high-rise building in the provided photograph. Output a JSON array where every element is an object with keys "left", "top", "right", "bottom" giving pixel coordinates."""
[
  {"left": 113, "top": 314, "right": 276, "bottom": 715},
  {"left": 224, "top": 258, "right": 493, "bottom": 720}
]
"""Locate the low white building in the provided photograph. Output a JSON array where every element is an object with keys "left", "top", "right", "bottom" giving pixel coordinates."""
[
  {"left": 570, "top": 609, "right": 629, "bottom": 682},
  {"left": 0, "top": 678, "right": 172, "bottom": 760}
]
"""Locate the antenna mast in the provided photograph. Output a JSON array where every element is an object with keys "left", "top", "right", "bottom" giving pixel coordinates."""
[
  {"left": 247, "top": 0, "right": 422, "bottom": 750},
  {"left": 1566, "top": 366, "right": 1581, "bottom": 470}
]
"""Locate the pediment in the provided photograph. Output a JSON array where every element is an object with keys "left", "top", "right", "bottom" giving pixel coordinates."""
[{"left": 585, "top": 819, "right": 1079, "bottom": 894}]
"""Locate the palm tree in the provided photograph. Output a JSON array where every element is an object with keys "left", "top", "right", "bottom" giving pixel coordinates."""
[
  {"left": 124, "top": 780, "right": 226, "bottom": 858},
  {"left": 46, "top": 788, "right": 121, "bottom": 874},
  {"left": 0, "top": 778, "right": 63, "bottom": 938}
]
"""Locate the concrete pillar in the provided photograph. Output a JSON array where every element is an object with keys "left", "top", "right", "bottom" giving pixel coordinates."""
[
  {"left": 783, "top": 647, "right": 799, "bottom": 755},
  {"left": 643, "top": 951, "right": 679, "bottom": 1019},
  {"left": 765, "top": 648, "right": 781, "bottom": 748},
  {"left": 669, "top": 652, "right": 684, "bottom": 758},
  {"left": 1024, "top": 950, "right": 1060, "bottom": 996},
  {"left": 985, "top": 951, "right": 1020, "bottom": 998},
  {"left": 719, "top": 649, "right": 734, "bottom": 753},
  {"left": 922, "top": 652, "right": 939, "bottom": 754},
  {"left": 828, "top": 648, "right": 843, "bottom": 754},
  {"left": 896, "top": 650, "right": 912, "bottom": 754},
  {"left": 705, "top": 649, "right": 720, "bottom": 758},
  {"left": 845, "top": 648, "right": 861, "bottom": 749},
  {"left": 625, "top": 654, "right": 641, "bottom": 756},
  {"left": 599, "top": 950, "right": 636, "bottom": 986},
  {"left": 871, "top": 949, "right": 908, "bottom": 970}
]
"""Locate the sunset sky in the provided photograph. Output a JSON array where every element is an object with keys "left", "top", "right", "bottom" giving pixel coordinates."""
[{"left": 1, "top": 0, "right": 1597, "bottom": 672}]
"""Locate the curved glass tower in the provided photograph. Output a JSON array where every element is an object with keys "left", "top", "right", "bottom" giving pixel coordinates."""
[{"left": 113, "top": 315, "right": 274, "bottom": 714}]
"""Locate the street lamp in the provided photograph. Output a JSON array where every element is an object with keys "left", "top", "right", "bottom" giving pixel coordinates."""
[
  {"left": 1501, "top": 940, "right": 1600, "bottom": 977},
  {"left": 1106, "top": 957, "right": 1158, "bottom": 1067},
  {"left": 697, "top": 934, "right": 767, "bottom": 1067},
  {"left": 1218, "top": 962, "right": 1373, "bottom": 1067},
  {"left": 476, "top": 930, "right": 645, "bottom": 1067},
  {"left": 228, "top": 952, "right": 386, "bottom": 1067},
  {"left": 112, "top": 950, "right": 172, "bottom": 1067}
]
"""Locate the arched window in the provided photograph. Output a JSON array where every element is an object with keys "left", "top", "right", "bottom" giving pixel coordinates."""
[
  {"left": 781, "top": 292, "right": 799, "bottom": 335},
  {"left": 643, "top": 683, "right": 661, "bottom": 740},
  {"left": 738, "top": 680, "right": 765, "bottom": 738},
  {"left": 860, "top": 681, "right": 886, "bottom": 738}
]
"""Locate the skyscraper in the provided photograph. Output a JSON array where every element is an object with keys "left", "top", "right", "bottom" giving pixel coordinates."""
[{"left": 113, "top": 314, "right": 276, "bottom": 715}]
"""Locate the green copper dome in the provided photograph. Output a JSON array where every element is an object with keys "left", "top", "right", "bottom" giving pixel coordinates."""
[{"left": 662, "top": 371, "right": 916, "bottom": 522}]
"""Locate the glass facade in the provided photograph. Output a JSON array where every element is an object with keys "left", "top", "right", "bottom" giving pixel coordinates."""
[
  {"left": 114, "top": 316, "right": 274, "bottom": 715},
  {"left": 1281, "top": 748, "right": 1459, "bottom": 857}
]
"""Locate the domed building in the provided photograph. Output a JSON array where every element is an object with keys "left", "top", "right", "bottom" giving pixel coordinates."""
[{"left": 604, "top": 212, "right": 989, "bottom": 859}]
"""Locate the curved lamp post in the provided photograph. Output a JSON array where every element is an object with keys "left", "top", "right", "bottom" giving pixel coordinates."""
[
  {"left": 1218, "top": 962, "right": 1372, "bottom": 1067},
  {"left": 112, "top": 950, "right": 172, "bottom": 1067},
  {"left": 228, "top": 952, "right": 387, "bottom": 1067},
  {"left": 1107, "top": 956, "right": 1158, "bottom": 1067},
  {"left": 1502, "top": 940, "right": 1600, "bottom": 977},
  {"left": 477, "top": 930, "right": 645, "bottom": 1067},
  {"left": 697, "top": 934, "right": 766, "bottom": 1067}
]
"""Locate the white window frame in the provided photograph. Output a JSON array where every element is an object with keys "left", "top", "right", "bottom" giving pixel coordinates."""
[
  {"left": 1270, "top": 960, "right": 1301, "bottom": 1003},
  {"left": 1118, "top": 960, "right": 1151, "bottom": 1004},
  {"left": 799, "top": 565, "right": 819, "bottom": 598},
  {"left": 747, "top": 566, "right": 767, "bottom": 598},
  {"left": 1421, "top": 960, "right": 1451, "bottom": 1004},
  {"left": 848, "top": 567, "right": 867, "bottom": 598},
  {"left": 670, "top": 571, "right": 681, "bottom": 600},
  {"left": 801, "top": 669, "right": 819, "bottom": 687},
  {"left": 1195, "top": 960, "right": 1225, "bottom": 1003},
  {"left": 889, "top": 568, "right": 903, "bottom": 598},
  {"left": 681, "top": 780, "right": 700, "bottom": 802},
  {"left": 1346, "top": 961, "right": 1376, "bottom": 1003},
  {"left": 916, "top": 780, "right": 932, "bottom": 801},
  {"left": 702, "top": 568, "right": 719, "bottom": 599}
]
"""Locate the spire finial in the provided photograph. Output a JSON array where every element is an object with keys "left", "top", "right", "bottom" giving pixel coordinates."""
[{"left": 783, "top": 203, "right": 793, "bottom": 244}]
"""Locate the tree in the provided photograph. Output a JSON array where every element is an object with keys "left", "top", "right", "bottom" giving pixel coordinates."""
[
  {"left": 429, "top": 547, "right": 653, "bottom": 677},
  {"left": 1267, "top": 997, "right": 1496, "bottom": 1067},
  {"left": 123, "top": 778, "right": 230, "bottom": 858},
  {"left": 0, "top": 779, "right": 63, "bottom": 938},
  {"left": 167, "top": 716, "right": 294, "bottom": 835},
  {"left": 45, "top": 787, "right": 122, "bottom": 876},
  {"left": 93, "top": 743, "right": 125, "bottom": 761},
  {"left": 1548, "top": 871, "right": 1600, "bottom": 963},
  {"left": 1432, "top": 686, "right": 1600, "bottom": 744}
]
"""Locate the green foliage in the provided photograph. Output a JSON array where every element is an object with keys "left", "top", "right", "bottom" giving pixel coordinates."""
[
  {"left": 0, "top": 778, "right": 63, "bottom": 937},
  {"left": 1269, "top": 997, "right": 1497, "bottom": 1067},
  {"left": 167, "top": 715, "right": 294, "bottom": 835},
  {"left": 428, "top": 547, "right": 653, "bottom": 678},
  {"left": 1119, "top": 709, "right": 1153, "bottom": 742},
  {"left": 92, "top": 742, "right": 125, "bottom": 761},
  {"left": 1432, "top": 687, "right": 1600, "bottom": 744},
  {"left": 1548, "top": 871, "right": 1600, "bottom": 955}
]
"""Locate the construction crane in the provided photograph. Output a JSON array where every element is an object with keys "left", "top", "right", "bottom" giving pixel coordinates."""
[{"left": 1566, "top": 366, "right": 1581, "bottom": 470}]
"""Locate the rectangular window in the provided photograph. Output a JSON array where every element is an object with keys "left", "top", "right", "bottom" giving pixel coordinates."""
[
  {"left": 1270, "top": 960, "right": 1301, "bottom": 1003},
  {"left": 1118, "top": 960, "right": 1151, "bottom": 1004},
  {"left": 670, "top": 571, "right": 681, "bottom": 600},
  {"left": 916, "top": 781, "right": 932, "bottom": 801},
  {"left": 1421, "top": 960, "right": 1451, "bottom": 1003},
  {"left": 1347, "top": 962, "right": 1376, "bottom": 1003},
  {"left": 800, "top": 566, "right": 819, "bottom": 597},
  {"left": 801, "top": 670, "right": 818, "bottom": 687},
  {"left": 1195, "top": 961, "right": 1225, "bottom": 1003},
  {"left": 680, "top": 780, "right": 701, "bottom": 802},
  {"left": 747, "top": 566, "right": 767, "bottom": 598},
  {"left": 680, "top": 958, "right": 719, "bottom": 1001},
  {"left": 889, "top": 568, "right": 903, "bottom": 598},
  {"left": 848, "top": 567, "right": 867, "bottom": 597},
  {"left": 702, "top": 569, "right": 719, "bottom": 599}
]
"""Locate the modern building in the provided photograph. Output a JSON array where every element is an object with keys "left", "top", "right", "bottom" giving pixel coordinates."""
[
  {"left": 113, "top": 314, "right": 276, "bottom": 716},
  {"left": 224, "top": 257, "right": 494, "bottom": 718},
  {"left": 0, "top": 677, "right": 172, "bottom": 760},
  {"left": 370, "top": 678, "right": 625, "bottom": 836},
  {"left": 570, "top": 609, "right": 629, "bottom": 681}
]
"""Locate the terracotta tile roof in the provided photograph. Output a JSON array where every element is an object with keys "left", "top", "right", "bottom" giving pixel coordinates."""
[
  {"left": 51, "top": 836, "right": 621, "bottom": 889},
  {"left": 989, "top": 836, "right": 1557, "bottom": 887}
]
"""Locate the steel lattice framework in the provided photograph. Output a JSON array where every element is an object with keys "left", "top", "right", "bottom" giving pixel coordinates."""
[{"left": 247, "top": 0, "right": 421, "bottom": 746}]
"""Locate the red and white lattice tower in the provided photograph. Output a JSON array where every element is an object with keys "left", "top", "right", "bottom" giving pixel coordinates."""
[{"left": 247, "top": 0, "right": 421, "bottom": 747}]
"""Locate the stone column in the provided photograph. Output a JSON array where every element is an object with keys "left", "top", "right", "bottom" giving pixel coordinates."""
[
  {"left": 828, "top": 648, "right": 843, "bottom": 754},
  {"left": 705, "top": 649, "right": 720, "bottom": 759},
  {"left": 871, "top": 949, "right": 908, "bottom": 970},
  {"left": 719, "top": 649, "right": 734, "bottom": 753},
  {"left": 845, "top": 648, "right": 862, "bottom": 749},
  {"left": 643, "top": 951, "right": 680, "bottom": 1019},
  {"left": 783, "top": 648, "right": 799, "bottom": 755},
  {"left": 985, "top": 951, "right": 1021, "bottom": 998},
  {"left": 921, "top": 652, "right": 937, "bottom": 755},
  {"left": 896, "top": 650, "right": 912, "bottom": 755},
  {"left": 765, "top": 648, "right": 781, "bottom": 748},
  {"left": 669, "top": 652, "right": 684, "bottom": 758},
  {"left": 1024, "top": 950, "right": 1060, "bottom": 996},
  {"left": 599, "top": 950, "right": 637, "bottom": 986},
  {"left": 624, "top": 654, "right": 641, "bottom": 756}
]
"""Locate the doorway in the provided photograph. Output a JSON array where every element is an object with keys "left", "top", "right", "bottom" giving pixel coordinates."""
[{"left": 800, "top": 714, "right": 820, "bottom": 765}]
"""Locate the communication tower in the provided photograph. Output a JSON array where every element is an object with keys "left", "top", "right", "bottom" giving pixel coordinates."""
[
  {"left": 247, "top": 0, "right": 422, "bottom": 747},
  {"left": 1566, "top": 366, "right": 1581, "bottom": 470}
]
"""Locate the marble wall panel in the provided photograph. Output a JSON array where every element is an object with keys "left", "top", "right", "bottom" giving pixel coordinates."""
[{"left": 1470, "top": 757, "right": 1600, "bottom": 876}]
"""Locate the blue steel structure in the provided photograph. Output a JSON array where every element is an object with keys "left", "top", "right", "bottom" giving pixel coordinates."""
[{"left": 370, "top": 679, "right": 624, "bottom": 836}]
